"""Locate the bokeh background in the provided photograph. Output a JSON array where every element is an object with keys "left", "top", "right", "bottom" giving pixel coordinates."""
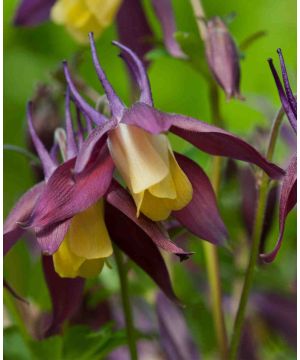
[{"left": 4, "top": 0, "right": 297, "bottom": 359}]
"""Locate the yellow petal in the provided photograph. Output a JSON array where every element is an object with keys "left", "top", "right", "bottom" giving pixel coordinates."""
[
  {"left": 149, "top": 170, "right": 176, "bottom": 199},
  {"left": 77, "top": 258, "right": 105, "bottom": 278},
  {"left": 139, "top": 190, "right": 172, "bottom": 221},
  {"left": 67, "top": 201, "right": 113, "bottom": 260},
  {"left": 53, "top": 237, "right": 85, "bottom": 278},
  {"left": 85, "top": 0, "right": 122, "bottom": 26},
  {"left": 164, "top": 151, "right": 193, "bottom": 210},
  {"left": 108, "top": 124, "right": 170, "bottom": 194}
]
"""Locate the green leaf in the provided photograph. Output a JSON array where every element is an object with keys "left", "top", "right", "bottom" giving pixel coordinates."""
[
  {"left": 62, "top": 324, "right": 127, "bottom": 360},
  {"left": 4, "top": 327, "right": 32, "bottom": 360},
  {"left": 29, "top": 336, "right": 63, "bottom": 360}
]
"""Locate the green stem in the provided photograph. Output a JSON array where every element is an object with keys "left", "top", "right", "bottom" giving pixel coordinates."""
[
  {"left": 203, "top": 81, "right": 228, "bottom": 360},
  {"left": 229, "top": 108, "right": 284, "bottom": 359},
  {"left": 114, "top": 245, "right": 138, "bottom": 360}
]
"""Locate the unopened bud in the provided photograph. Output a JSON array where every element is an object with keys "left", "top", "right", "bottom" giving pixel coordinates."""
[{"left": 205, "top": 17, "right": 242, "bottom": 99}]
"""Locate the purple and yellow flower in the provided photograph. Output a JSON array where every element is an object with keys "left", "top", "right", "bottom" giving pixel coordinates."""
[
  {"left": 4, "top": 89, "right": 187, "bottom": 307},
  {"left": 260, "top": 49, "right": 297, "bottom": 262},
  {"left": 36, "top": 33, "right": 283, "bottom": 249}
]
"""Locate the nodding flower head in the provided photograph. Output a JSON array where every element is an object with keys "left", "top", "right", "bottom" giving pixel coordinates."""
[{"left": 62, "top": 32, "right": 283, "bottom": 248}]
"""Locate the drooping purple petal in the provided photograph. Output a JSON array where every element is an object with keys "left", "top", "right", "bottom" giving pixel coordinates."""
[
  {"left": 63, "top": 61, "right": 108, "bottom": 126},
  {"left": 268, "top": 58, "right": 297, "bottom": 133},
  {"left": 36, "top": 219, "right": 71, "bottom": 255},
  {"left": 4, "top": 182, "right": 45, "bottom": 255},
  {"left": 42, "top": 256, "right": 85, "bottom": 337},
  {"left": 254, "top": 292, "right": 296, "bottom": 348},
  {"left": 112, "top": 41, "right": 153, "bottom": 106},
  {"left": 65, "top": 87, "right": 78, "bottom": 160},
  {"left": 156, "top": 292, "right": 200, "bottom": 360},
  {"left": 122, "top": 103, "right": 285, "bottom": 180},
  {"left": 172, "top": 153, "right": 228, "bottom": 246},
  {"left": 116, "top": 0, "right": 153, "bottom": 68},
  {"left": 151, "top": 0, "right": 184, "bottom": 58},
  {"left": 14, "top": 0, "right": 55, "bottom": 26},
  {"left": 260, "top": 155, "right": 297, "bottom": 262},
  {"left": 74, "top": 119, "right": 117, "bottom": 173},
  {"left": 105, "top": 203, "right": 179, "bottom": 304},
  {"left": 27, "top": 102, "right": 57, "bottom": 180},
  {"left": 26, "top": 144, "right": 114, "bottom": 228},
  {"left": 89, "top": 33, "right": 124, "bottom": 119},
  {"left": 277, "top": 49, "right": 297, "bottom": 117},
  {"left": 106, "top": 182, "right": 193, "bottom": 260}
]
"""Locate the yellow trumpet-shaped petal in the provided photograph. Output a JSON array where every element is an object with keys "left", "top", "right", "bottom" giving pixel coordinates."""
[
  {"left": 50, "top": 0, "right": 121, "bottom": 44},
  {"left": 53, "top": 201, "right": 112, "bottom": 278},
  {"left": 108, "top": 124, "right": 193, "bottom": 221},
  {"left": 77, "top": 258, "right": 105, "bottom": 278},
  {"left": 108, "top": 124, "right": 170, "bottom": 194},
  {"left": 68, "top": 201, "right": 113, "bottom": 259},
  {"left": 53, "top": 237, "right": 85, "bottom": 278}
]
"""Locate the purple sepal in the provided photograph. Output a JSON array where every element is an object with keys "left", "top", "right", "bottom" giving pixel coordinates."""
[
  {"left": 89, "top": 33, "right": 124, "bottom": 119},
  {"left": 106, "top": 182, "right": 193, "bottom": 260},
  {"left": 105, "top": 203, "right": 180, "bottom": 304},
  {"left": 26, "top": 144, "right": 114, "bottom": 228},
  {"left": 260, "top": 155, "right": 297, "bottom": 262},
  {"left": 36, "top": 219, "right": 71, "bottom": 255},
  {"left": 156, "top": 292, "right": 200, "bottom": 360},
  {"left": 173, "top": 154, "right": 228, "bottom": 246},
  {"left": 42, "top": 256, "right": 85, "bottom": 337},
  {"left": 4, "top": 182, "right": 44, "bottom": 255},
  {"left": 151, "top": 0, "right": 185, "bottom": 58},
  {"left": 14, "top": 0, "right": 55, "bottom": 26},
  {"left": 112, "top": 41, "right": 153, "bottom": 106},
  {"left": 122, "top": 103, "right": 285, "bottom": 180},
  {"left": 27, "top": 102, "right": 56, "bottom": 180}
]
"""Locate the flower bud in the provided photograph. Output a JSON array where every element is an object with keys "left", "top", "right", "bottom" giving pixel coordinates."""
[{"left": 204, "top": 16, "right": 241, "bottom": 99}]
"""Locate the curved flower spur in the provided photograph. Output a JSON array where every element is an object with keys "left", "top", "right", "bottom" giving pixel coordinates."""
[
  {"left": 260, "top": 49, "right": 297, "bottom": 262},
  {"left": 56, "top": 33, "right": 283, "bottom": 247},
  {"left": 4, "top": 89, "right": 183, "bottom": 304}
]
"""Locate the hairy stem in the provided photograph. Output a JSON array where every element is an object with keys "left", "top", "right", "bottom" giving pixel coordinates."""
[
  {"left": 229, "top": 108, "right": 284, "bottom": 359},
  {"left": 114, "top": 246, "right": 138, "bottom": 360}
]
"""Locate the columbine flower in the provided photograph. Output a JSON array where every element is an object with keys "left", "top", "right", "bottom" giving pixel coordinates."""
[
  {"left": 260, "top": 49, "right": 297, "bottom": 262},
  {"left": 14, "top": 0, "right": 122, "bottom": 43},
  {"left": 53, "top": 33, "right": 283, "bottom": 248},
  {"left": 204, "top": 16, "right": 241, "bottom": 99},
  {"left": 4, "top": 89, "right": 188, "bottom": 303}
]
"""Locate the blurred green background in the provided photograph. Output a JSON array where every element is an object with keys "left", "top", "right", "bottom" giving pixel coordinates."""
[{"left": 4, "top": 0, "right": 296, "bottom": 359}]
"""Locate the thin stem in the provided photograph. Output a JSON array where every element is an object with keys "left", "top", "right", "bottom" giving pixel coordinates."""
[
  {"left": 189, "top": 0, "right": 207, "bottom": 40},
  {"left": 203, "top": 80, "right": 229, "bottom": 360},
  {"left": 3, "top": 144, "right": 40, "bottom": 165},
  {"left": 114, "top": 245, "right": 138, "bottom": 360},
  {"left": 229, "top": 108, "right": 284, "bottom": 359}
]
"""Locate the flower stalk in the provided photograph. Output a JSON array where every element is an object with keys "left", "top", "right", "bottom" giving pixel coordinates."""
[
  {"left": 229, "top": 107, "right": 284, "bottom": 359},
  {"left": 203, "top": 82, "right": 228, "bottom": 360},
  {"left": 114, "top": 245, "right": 138, "bottom": 360}
]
